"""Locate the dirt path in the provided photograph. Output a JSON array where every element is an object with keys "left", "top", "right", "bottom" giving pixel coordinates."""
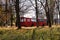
[{"left": 0, "top": 25, "right": 60, "bottom": 30}]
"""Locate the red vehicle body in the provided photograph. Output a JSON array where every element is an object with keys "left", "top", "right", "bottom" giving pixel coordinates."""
[{"left": 20, "top": 17, "right": 47, "bottom": 27}]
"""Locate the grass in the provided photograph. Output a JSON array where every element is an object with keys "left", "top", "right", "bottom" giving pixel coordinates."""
[{"left": 0, "top": 25, "right": 60, "bottom": 40}]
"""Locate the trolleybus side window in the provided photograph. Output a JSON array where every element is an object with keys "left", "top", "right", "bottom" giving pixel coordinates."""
[
  {"left": 40, "top": 19, "right": 44, "bottom": 21},
  {"left": 27, "top": 19, "right": 30, "bottom": 22},
  {"left": 24, "top": 18, "right": 26, "bottom": 22},
  {"left": 31, "top": 18, "right": 36, "bottom": 22},
  {"left": 20, "top": 19, "right": 24, "bottom": 22}
]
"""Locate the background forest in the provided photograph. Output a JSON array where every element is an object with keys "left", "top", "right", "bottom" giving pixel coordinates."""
[{"left": 0, "top": 0, "right": 60, "bottom": 28}]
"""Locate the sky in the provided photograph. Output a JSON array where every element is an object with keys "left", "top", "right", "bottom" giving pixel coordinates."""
[
  {"left": 1, "top": 0, "right": 5, "bottom": 4},
  {"left": 1, "top": 0, "right": 46, "bottom": 19},
  {"left": 1, "top": 0, "right": 60, "bottom": 19}
]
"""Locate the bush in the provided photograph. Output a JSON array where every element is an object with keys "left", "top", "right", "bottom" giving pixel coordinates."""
[{"left": 0, "top": 27, "right": 60, "bottom": 40}]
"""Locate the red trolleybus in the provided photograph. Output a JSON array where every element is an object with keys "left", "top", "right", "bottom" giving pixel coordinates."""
[
  {"left": 20, "top": 17, "right": 47, "bottom": 27},
  {"left": 20, "top": 17, "right": 32, "bottom": 27}
]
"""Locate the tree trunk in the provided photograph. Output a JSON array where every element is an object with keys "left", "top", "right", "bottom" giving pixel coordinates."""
[
  {"left": 15, "top": 0, "right": 21, "bottom": 29},
  {"left": 45, "top": 0, "right": 52, "bottom": 27},
  {"left": 9, "top": 0, "right": 13, "bottom": 27},
  {"left": 11, "top": 14, "right": 13, "bottom": 26},
  {"left": 35, "top": 0, "right": 39, "bottom": 27},
  {"left": 5, "top": 0, "right": 8, "bottom": 27},
  {"left": 50, "top": 0, "right": 55, "bottom": 24}
]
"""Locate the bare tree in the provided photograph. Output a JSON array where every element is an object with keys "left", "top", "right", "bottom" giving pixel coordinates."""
[
  {"left": 57, "top": 0, "right": 60, "bottom": 24},
  {"left": 49, "top": 0, "right": 55, "bottom": 24},
  {"left": 15, "top": 0, "right": 21, "bottom": 29},
  {"left": 29, "top": 0, "right": 39, "bottom": 27},
  {"left": 39, "top": 0, "right": 56, "bottom": 27},
  {"left": 9, "top": 0, "right": 13, "bottom": 27},
  {"left": 5, "top": 0, "right": 8, "bottom": 27},
  {"left": 15, "top": 0, "right": 33, "bottom": 28},
  {"left": 29, "top": 0, "right": 51, "bottom": 27},
  {"left": 35, "top": 0, "right": 39, "bottom": 27},
  {"left": 43, "top": 0, "right": 52, "bottom": 27}
]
